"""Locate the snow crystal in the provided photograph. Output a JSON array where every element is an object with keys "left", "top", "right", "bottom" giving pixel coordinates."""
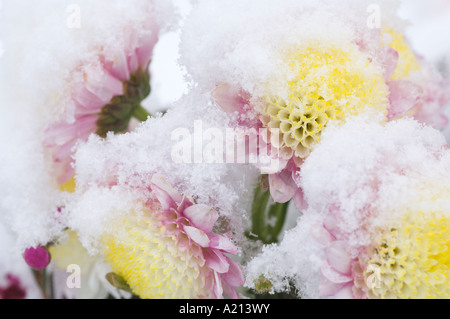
[
  {"left": 244, "top": 212, "right": 324, "bottom": 298},
  {"left": 180, "top": 0, "right": 402, "bottom": 98}
]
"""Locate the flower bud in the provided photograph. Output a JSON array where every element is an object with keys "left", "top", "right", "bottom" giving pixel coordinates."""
[{"left": 23, "top": 246, "right": 51, "bottom": 270}]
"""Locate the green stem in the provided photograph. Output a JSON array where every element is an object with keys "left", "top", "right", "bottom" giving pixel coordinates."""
[
  {"left": 33, "top": 269, "right": 49, "bottom": 299},
  {"left": 267, "top": 201, "right": 290, "bottom": 242},
  {"left": 132, "top": 105, "right": 152, "bottom": 122},
  {"left": 251, "top": 183, "right": 271, "bottom": 241},
  {"left": 48, "top": 271, "right": 55, "bottom": 299},
  {"left": 249, "top": 180, "right": 290, "bottom": 244}
]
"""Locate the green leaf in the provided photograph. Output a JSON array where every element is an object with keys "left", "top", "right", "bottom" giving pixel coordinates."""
[
  {"left": 105, "top": 103, "right": 134, "bottom": 120},
  {"left": 132, "top": 105, "right": 152, "bottom": 122},
  {"left": 95, "top": 65, "right": 153, "bottom": 138}
]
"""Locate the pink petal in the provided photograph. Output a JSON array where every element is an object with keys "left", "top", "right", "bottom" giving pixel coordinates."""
[
  {"left": 183, "top": 225, "right": 210, "bottom": 248},
  {"left": 127, "top": 54, "right": 139, "bottom": 76},
  {"left": 151, "top": 184, "right": 177, "bottom": 211},
  {"left": 326, "top": 241, "right": 353, "bottom": 275},
  {"left": 310, "top": 224, "right": 334, "bottom": 246},
  {"left": 135, "top": 19, "right": 160, "bottom": 67},
  {"left": 104, "top": 51, "right": 131, "bottom": 82},
  {"left": 212, "top": 271, "right": 224, "bottom": 299},
  {"left": 388, "top": 80, "right": 423, "bottom": 118},
  {"left": 57, "top": 162, "right": 75, "bottom": 185},
  {"left": 356, "top": 28, "right": 398, "bottom": 82},
  {"left": 177, "top": 195, "right": 195, "bottom": 214},
  {"left": 292, "top": 187, "right": 308, "bottom": 211},
  {"left": 415, "top": 106, "right": 449, "bottom": 130},
  {"left": 212, "top": 84, "right": 249, "bottom": 114},
  {"left": 203, "top": 249, "right": 230, "bottom": 274},
  {"left": 46, "top": 115, "right": 97, "bottom": 148},
  {"left": 268, "top": 170, "right": 297, "bottom": 203},
  {"left": 379, "top": 47, "right": 399, "bottom": 81},
  {"left": 332, "top": 283, "right": 355, "bottom": 299},
  {"left": 74, "top": 100, "right": 103, "bottom": 116},
  {"left": 85, "top": 68, "right": 123, "bottom": 104},
  {"left": 183, "top": 204, "right": 218, "bottom": 234},
  {"left": 319, "top": 280, "right": 348, "bottom": 297},
  {"left": 72, "top": 83, "right": 106, "bottom": 110},
  {"left": 320, "top": 261, "right": 353, "bottom": 284},
  {"left": 52, "top": 139, "right": 77, "bottom": 163},
  {"left": 221, "top": 257, "right": 244, "bottom": 287},
  {"left": 323, "top": 213, "right": 340, "bottom": 239},
  {"left": 222, "top": 280, "right": 240, "bottom": 299},
  {"left": 209, "top": 234, "right": 238, "bottom": 255},
  {"left": 44, "top": 123, "right": 75, "bottom": 147},
  {"left": 414, "top": 80, "right": 449, "bottom": 129},
  {"left": 151, "top": 174, "right": 183, "bottom": 204}
]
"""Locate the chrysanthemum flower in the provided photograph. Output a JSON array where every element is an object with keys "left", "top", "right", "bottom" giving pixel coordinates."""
[
  {"left": 377, "top": 28, "right": 449, "bottom": 129},
  {"left": 311, "top": 118, "right": 450, "bottom": 299},
  {"left": 261, "top": 43, "right": 389, "bottom": 159},
  {"left": 213, "top": 27, "right": 448, "bottom": 209},
  {"left": 244, "top": 116, "right": 450, "bottom": 299},
  {"left": 212, "top": 40, "right": 387, "bottom": 209},
  {"left": 44, "top": 22, "right": 159, "bottom": 185},
  {"left": 101, "top": 174, "right": 244, "bottom": 299},
  {"left": 362, "top": 211, "right": 450, "bottom": 299},
  {"left": 320, "top": 207, "right": 450, "bottom": 299}
]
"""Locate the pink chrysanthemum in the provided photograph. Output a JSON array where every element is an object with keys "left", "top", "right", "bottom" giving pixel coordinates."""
[
  {"left": 44, "top": 21, "right": 159, "bottom": 185},
  {"left": 317, "top": 207, "right": 450, "bottom": 299},
  {"left": 102, "top": 174, "right": 244, "bottom": 299},
  {"left": 212, "top": 28, "right": 448, "bottom": 210},
  {"left": 315, "top": 214, "right": 366, "bottom": 299}
]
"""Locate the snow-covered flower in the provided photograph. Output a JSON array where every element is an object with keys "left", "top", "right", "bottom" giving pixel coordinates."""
[
  {"left": 3, "top": 0, "right": 450, "bottom": 302},
  {"left": 215, "top": 29, "right": 448, "bottom": 208},
  {"left": 195, "top": 1, "right": 449, "bottom": 208},
  {"left": 101, "top": 174, "right": 244, "bottom": 299},
  {"left": 244, "top": 115, "right": 450, "bottom": 299},
  {"left": 319, "top": 198, "right": 450, "bottom": 299},
  {"left": 44, "top": 21, "right": 159, "bottom": 186}
]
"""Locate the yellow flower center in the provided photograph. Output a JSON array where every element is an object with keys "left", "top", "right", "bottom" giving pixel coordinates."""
[
  {"left": 263, "top": 44, "right": 389, "bottom": 158},
  {"left": 364, "top": 212, "right": 450, "bottom": 299},
  {"left": 60, "top": 176, "right": 76, "bottom": 193},
  {"left": 102, "top": 212, "right": 214, "bottom": 299}
]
